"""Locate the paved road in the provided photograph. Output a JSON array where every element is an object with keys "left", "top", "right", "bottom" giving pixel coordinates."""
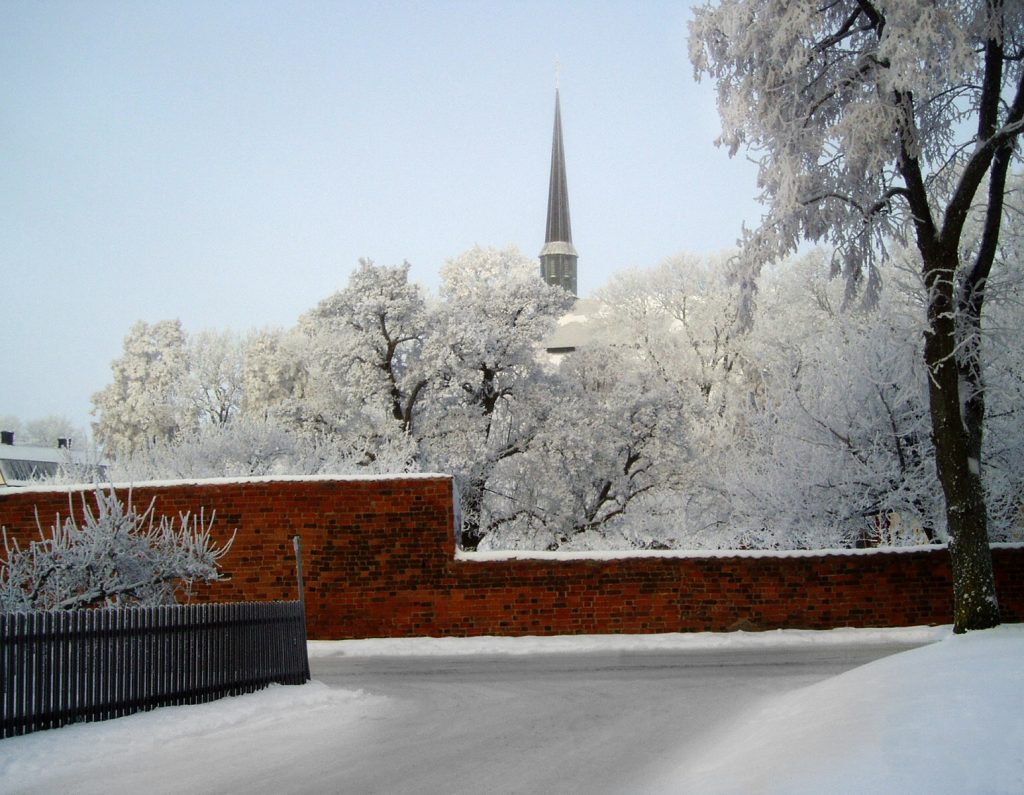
[
  {"left": 12, "top": 643, "right": 923, "bottom": 795},
  {"left": 304, "top": 644, "right": 919, "bottom": 795}
]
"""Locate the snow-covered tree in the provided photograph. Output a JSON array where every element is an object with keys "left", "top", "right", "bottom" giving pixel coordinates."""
[
  {"left": 978, "top": 236, "right": 1024, "bottom": 542},
  {"left": 582, "top": 254, "right": 763, "bottom": 549},
  {"left": 420, "top": 246, "right": 574, "bottom": 547},
  {"left": 690, "top": 0, "right": 1024, "bottom": 630},
  {"left": 0, "top": 488, "right": 234, "bottom": 612},
  {"left": 552, "top": 346, "right": 680, "bottom": 546},
  {"left": 481, "top": 337, "right": 687, "bottom": 551},
  {"left": 186, "top": 329, "right": 247, "bottom": 427},
  {"left": 599, "top": 252, "right": 746, "bottom": 414},
  {"left": 110, "top": 415, "right": 300, "bottom": 480},
  {"left": 300, "top": 260, "right": 429, "bottom": 442},
  {"left": 108, "top": 413, "right": 421, "bottom": 482},
  {"left": 708, "top": 255, "right": 938, "bottom": 548},
  {"left": 242, "top": 327, "right": 312, "bottom": 427},
  {"left": 92, "top": 320, "right": 190, "bottom": 459}
]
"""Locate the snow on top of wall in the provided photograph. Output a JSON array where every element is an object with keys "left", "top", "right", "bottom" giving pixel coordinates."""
[
  {"left": 1, "top": 472, "right": 453, "bottom": 496},
  {"left": 308, "top": 624, "right": 951, "bottom": 658},
  {"left": 456, "top": 541, "right": 1024, "bottom": 561}
]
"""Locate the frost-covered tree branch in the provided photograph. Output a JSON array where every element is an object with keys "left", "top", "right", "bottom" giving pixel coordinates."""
[
  {"left": 691, "top": 0, "right": 1024, "bottom": 630},
  {"left": 1, "top": 487, "right": 235, "bottom": 612}
]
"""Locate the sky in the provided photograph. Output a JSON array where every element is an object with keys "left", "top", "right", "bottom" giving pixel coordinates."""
[{"left": 1, "top": 1, "right": 763, "bottom": 436}]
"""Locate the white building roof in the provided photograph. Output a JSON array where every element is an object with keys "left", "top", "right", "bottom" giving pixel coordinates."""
[
  {"left": 543, "top": 297, "right": 607, "bottom": 353},
  {"left": 0, "top": 442, "right": 106, "bottom": 487}
]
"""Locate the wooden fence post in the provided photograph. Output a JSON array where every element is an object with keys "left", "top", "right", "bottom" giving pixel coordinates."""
[{"left": 292, "top": 535, "right": 305, "bottom": 606}]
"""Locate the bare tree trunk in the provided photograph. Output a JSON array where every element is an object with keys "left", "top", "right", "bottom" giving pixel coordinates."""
[
  {"left": 923, "top": 254, "right": 1000, "bottom": 633},
  {"left": 456, "top": 477, "right": 486, "bottom": 551}
]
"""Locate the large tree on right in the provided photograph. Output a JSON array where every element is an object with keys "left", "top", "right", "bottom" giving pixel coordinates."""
[{"left": 690, "top": 1, "right": 1024, "bottom": 631}]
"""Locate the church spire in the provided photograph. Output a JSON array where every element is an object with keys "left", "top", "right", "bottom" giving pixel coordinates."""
[{"left": 540, "top": 88, "right": 578, "bottom": 295}]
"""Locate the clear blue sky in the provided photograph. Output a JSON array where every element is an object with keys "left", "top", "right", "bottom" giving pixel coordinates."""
[{"left": 1, "top": 0, "right": 761, "bottom": 435}]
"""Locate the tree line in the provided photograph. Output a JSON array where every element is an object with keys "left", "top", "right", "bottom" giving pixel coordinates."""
[{"left": 88, "top": 244, "right": 1024, "bottom": 557}]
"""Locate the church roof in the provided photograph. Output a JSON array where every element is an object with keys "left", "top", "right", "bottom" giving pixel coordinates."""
[
  {"left": 543, "top": 297, "right": 605, "bottom": 355},
  {"left": 543, "top": 89, "right": 575, "bottom": 252}
]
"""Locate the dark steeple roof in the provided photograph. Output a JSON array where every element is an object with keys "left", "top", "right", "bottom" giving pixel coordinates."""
[
  {"left": 539, "top": 88, "right": 578, "bottom": 295},
  {"left": 544, "top": 89, "right": 574, "bottom": 247}
]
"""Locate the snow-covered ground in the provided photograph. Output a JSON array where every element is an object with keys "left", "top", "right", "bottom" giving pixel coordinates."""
[
  {"left": 644, "top": 625, "right": 1024, "bottom": 794},
  {"left": 1, "top": 625, "right": 1021, "bottom": 794}
]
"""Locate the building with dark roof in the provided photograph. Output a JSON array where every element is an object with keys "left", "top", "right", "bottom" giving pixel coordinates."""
[{"left": 0, "top": 432, "right": 106, "bottom": 487}]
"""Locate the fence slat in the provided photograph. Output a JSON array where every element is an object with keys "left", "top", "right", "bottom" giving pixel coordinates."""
[
  {"left": 0, "top": 601, "right": 309, "bottom": 739},
  {"left": 146, "top": 606, "right": 157, "bottom": 710},
  {"left": 76, "top": 610, "right": 85, "bottom": 724},
  {"left": 55, "top": 612, "right": 65, "bottom": 730},
  {"left": 17, "top": 613, "right": 29, "bottom": 735}
]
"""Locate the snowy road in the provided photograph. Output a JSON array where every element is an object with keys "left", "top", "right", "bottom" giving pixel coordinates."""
[
  {"left": 307, "top": 645, "right": 914, "bottom": 795},
  {"left": 3, "top": 640, "right": 929, "bottom": 795}
]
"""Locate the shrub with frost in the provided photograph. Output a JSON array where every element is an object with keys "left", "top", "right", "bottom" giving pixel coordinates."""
[{"left": 1, "top": 487, "right": 234, "bottom": 612}]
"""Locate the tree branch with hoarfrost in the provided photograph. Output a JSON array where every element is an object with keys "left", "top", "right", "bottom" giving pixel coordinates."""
[
  {"left": 300, "top": 260, "right": 429, "bottom": 437},
  {"left": 690, "top": 0, "right": 1023, "bottom": 631},
  {"left": 420, "top": 246, "right": 574, "bottom": 549},
  {"left": 0, "top": 488, "right": 235, "bottom": 612}
]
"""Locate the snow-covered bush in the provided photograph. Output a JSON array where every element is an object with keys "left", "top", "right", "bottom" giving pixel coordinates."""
[{"left": 0, "top": 488, "right": 235, "bottom": 612}]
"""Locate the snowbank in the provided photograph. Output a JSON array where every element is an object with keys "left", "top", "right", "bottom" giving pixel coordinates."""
[
  {"left": 0, "top": 682, "right": 384, "bottom": 785},
  {"left": 307, "top": 625, "right": 949, "bottom": 658},
  {"left": 647, "top": 624, "right": 1024, "bottom": 794}
]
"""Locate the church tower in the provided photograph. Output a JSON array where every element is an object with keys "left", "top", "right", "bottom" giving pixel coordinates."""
[{"left": 539, "top": 88, "right": 578, "bottom": 296}]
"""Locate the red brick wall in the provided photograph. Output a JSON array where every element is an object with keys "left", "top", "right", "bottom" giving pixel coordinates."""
[{"left": 2, "top": 478, "right": 1021, "bottom": 638}]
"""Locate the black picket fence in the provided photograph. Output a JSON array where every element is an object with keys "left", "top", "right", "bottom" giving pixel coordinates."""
[{"left": 1, "top": 601, "right": 310, "bottom": 739}]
